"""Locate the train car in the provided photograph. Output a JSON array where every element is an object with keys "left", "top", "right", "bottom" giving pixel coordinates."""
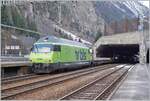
[{"left": 29, "top": 36, "right": 93, "bottom": 73}]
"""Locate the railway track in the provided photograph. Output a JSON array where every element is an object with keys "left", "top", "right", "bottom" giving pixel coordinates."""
[
  {"left": 2, "top": 63, "right": 112, "bottom": 85},
  {"left": 1, "top": 64, "right": 119, "bottom": 100},
  {"left": 60, "top": 65, "right": 133, "bottom": 100},
  {"left": 2, "top": 64, "right": 117, "bottom": 89},
  {"left": 2, "top": 74, "right": 37, "bottom": 83}
]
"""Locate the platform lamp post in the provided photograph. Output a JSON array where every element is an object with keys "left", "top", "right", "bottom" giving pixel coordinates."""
[
  {"left": 138, "top": 14, "right": 146, "bottom": 64},
  {"left": 142, "top": 16, "right": 150, "bottom": 64}
]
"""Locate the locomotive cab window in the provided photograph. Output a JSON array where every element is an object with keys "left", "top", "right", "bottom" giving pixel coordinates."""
[
  {"left": 53, "top": 45, "right": 61, "bottom": 51},
  {"left": 31, "top": 44, "right": 52, "bottom": 53}
]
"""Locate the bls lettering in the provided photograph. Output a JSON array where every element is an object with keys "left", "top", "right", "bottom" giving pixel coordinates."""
[{"left": 75, "top": 50, "right": 86, "bottom": 60}]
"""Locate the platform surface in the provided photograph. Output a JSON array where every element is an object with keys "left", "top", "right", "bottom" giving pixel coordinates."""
[{"left": 111, "top": 64, "right": 150, "bottom": 100}]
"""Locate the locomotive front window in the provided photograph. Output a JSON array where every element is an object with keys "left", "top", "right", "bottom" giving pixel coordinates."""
[
  {"left": 31, "top": 44, "right": 53, "bottom": 53},
  {"left": 53, "top": 45, "right": 61, "bottom": 51}
]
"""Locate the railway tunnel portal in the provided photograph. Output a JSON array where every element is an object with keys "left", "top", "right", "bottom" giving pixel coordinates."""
[
  {"left": 96, "top": 44, "right": 139, "bottom": 63},
  {"left": 93, "top": 31, "right": 149, "bottom": 63}
]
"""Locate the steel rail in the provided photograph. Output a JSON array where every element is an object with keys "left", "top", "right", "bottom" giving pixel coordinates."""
[
  {"left": 2, "top": 64, "right": 119, "bottom": 100},
  {"left": 106, "top": 65, "right": 135, "bottom": 100},
  {"left": 2, "top": 64, "right": 116, "bottom": 90},
  {"left": 2, "top": 74, "right": 41, "bottom": 84},
  {"left": 60, "top": 65, "right": 131, "bottom": 100}
]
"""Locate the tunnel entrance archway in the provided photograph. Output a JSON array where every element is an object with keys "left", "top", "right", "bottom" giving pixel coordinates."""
[
  {"left": 96, "top": 44, "right": 139, "bottom": 63},
  {"left": 146, "top": 49, "right": 149, "bottom": 63}
]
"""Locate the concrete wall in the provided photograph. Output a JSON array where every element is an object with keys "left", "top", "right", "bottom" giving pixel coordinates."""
[
  {"left": 140, "top": 30, "right": 149, "bottom": 64},
  {"left": 93, "top": 30, "right": 149, "bottom": 63}
]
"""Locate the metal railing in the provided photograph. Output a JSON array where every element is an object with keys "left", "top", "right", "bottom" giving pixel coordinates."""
[{"left": 1, "top": 56, "right": 29, "bottom": 62}]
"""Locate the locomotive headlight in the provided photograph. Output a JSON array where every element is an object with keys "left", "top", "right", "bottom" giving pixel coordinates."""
[{"left": 89, "top": 49, "right": 93, "bottom": 54}]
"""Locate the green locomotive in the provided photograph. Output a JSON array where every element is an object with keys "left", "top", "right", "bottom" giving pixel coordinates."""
[{"left": 29, "top": 36, "right": 93, "bottom": 73}]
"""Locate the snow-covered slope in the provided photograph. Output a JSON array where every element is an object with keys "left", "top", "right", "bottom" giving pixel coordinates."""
[
  {"left": 122, "top": 1, "right": 148, "bottom": 16},
  {"left": 94, "top": 1, "right": 148, "bottom": 22}
]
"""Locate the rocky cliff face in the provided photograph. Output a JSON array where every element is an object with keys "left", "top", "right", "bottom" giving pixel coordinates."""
[
  {"left": 94, "top": 1, "right": 148, "bottom": 23},
  {"left": 1, "top": 1, "right": 148, "bottom": 44},
  {"left": 15, "top": 1, "right": 104, "bottom": 42}
]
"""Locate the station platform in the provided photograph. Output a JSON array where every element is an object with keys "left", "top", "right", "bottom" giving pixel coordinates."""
[{"left": 111, "top": 64, "right": 150, "bottom": 100}]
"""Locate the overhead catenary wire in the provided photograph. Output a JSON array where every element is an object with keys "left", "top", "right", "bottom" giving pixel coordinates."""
[{"left": 1, "top": 24, "right": 41, "bottom": 35}]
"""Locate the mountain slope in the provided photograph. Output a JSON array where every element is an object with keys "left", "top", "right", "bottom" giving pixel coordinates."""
[
  {"left": 1, "top": 1, "right": 149, "bottom": 43},
  {"left": 94, "top": 1, "right": 148, "bottom": 22}
]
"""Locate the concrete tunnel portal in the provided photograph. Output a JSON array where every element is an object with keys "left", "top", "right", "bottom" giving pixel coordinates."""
[
  {"left": 94, "top": 31, "right": 150, "bottom": 63},
  {"left": 96, "top": 44, "right": 139, "bottom": 63}
]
